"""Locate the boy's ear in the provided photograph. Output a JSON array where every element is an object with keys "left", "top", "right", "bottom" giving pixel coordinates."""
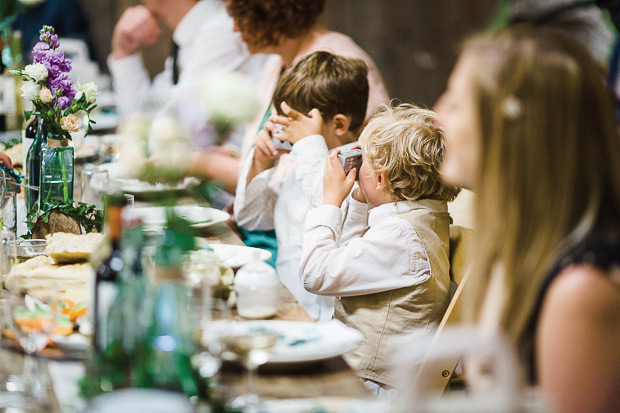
[
  {"left": 331, "top": 114, "right": 351, "bottom": 136},
  {"left": 376, "top": 170, "right": 388, "bottom": 191}
]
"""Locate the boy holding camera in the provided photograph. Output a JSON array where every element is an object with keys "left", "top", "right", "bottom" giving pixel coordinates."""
[
  {"left": 234, "top": 51, "right": 369, "bottom": 321},
  {"left": 299, "top": 104, "right": 460, "bottom": 390}
]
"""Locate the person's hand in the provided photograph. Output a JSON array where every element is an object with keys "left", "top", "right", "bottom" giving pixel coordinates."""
[
  {"left": 111, "top": 6, "right": 161, "bottom": 59},
  {"left": 322, "top": 150, "right": 356, "bottom": 207},
  {"left": 0, "top": 152, "right": 14, "bottom": 170},
  {"left": 269, "top": 101, "right": 323, "bottom": 145},
  {"left": 252, "top": 123, "right": 283, "bottom": 169}
]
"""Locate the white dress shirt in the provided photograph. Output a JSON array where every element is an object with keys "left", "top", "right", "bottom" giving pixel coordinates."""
[
  {"left": 234, "top": 135, "right": 334, "bottom": 321},
  {"left": 108, "top": 0, "right": 267, "bottom": 148},
  {"left": 300, "top": 197, "right": 448, "bottom": 297}
]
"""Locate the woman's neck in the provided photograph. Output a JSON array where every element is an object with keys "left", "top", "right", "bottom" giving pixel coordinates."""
[{"left": 277, "top": 24, "right": 326, "bottom": 67}]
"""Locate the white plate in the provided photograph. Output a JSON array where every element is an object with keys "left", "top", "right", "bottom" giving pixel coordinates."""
[
  {"left": 204, "top": 320, "right": 363, "bottom": 363},
  {"left": 194, "top": 242, "right": 272, "bottom": 269},
  {"left": 111, "top": 178, "right": 190, "bottom": 194},
  {"left": 134, "top": 205, "right": 230, "bottom": 228}
]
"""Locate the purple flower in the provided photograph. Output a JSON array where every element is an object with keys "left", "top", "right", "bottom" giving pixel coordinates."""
[
  {"left": 32, "top": 41, "right": 50, "bottom": 54},
  {"left": 48, "top": 72, "right": 76, "bottom": 110},
  {"left": 38, "top": 31, "right": 59, "bottom": 49},
  {"left": 56, "top": 96, "right": 72, "bottom": 111}
]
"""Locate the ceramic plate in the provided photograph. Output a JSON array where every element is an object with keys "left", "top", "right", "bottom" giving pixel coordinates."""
[
  {"left": 134, "top": 205, "right": 230, "bottom": 228},
  {"left": 194, "top": 242, "right": 272, "bottom": 269},
  {"left": 204, "top": 320, "right": 362, "bottom": 363},
  {"left": 111, "top": 178, "right": 189, "bottom": 194}
]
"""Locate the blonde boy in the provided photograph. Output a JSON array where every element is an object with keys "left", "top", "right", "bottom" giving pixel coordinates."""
[
  {"left": 300, "top": 104, "right": 460, "bottom": 389},
  {"left": 234, "top": 51, "right": 369, "bottom": 321}
]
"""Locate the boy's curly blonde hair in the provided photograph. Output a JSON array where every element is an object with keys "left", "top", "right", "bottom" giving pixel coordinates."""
[{"left": 359, "top": 103, "right": 460, "bottom": 203}]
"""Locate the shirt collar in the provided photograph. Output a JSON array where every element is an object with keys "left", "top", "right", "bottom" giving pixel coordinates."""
[
  {"left": 368, "top": 199, "right": 448, "bottom": 226},
  {"left": 173, "top": 0, "right": 218, "bottom": 46}
]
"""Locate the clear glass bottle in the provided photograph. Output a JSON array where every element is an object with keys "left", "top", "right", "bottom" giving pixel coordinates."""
[{"left": 39, "top": 136, "right": 74, "bottom": 208}]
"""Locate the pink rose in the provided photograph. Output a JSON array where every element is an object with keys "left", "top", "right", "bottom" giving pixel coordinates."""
[
  {"left": 39, "top": 88, "right": 54, "bottom": 103},
  {"left": 60, "top": 115, "right": 80, "bottom": 132}
]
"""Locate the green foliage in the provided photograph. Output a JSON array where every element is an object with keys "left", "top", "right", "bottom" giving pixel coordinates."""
[
  {"left": 23, "top": 199, "right": 103, "bottom": 239},
  {"left": 0, "top": 137, "right": 21, "bottom": 150}
]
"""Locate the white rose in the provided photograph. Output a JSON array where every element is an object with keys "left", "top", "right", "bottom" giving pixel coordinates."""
[
  {"left": 20, "top": 80, "right": 40, "bottom": 101},
  {"left": 60, "top": 115, "right": 80, "bottom": 132},
  {"left": 200, "top": 71, "right": 260, "bottom": 126},
  {"left": 23, "top": 63, "right": 48, "bottom": 82},
  {"left": 148, "top": 116, "right": 188, "bottom": 154},
  {"left": 39, "top": 88, "right": 54, "bottom": 103},
  {"left": 118, "top": 139, "right": 148, "bottom": 178},
  {"left": 76, "top": 81, "right": 99, "bottom": 103},
  {"left": 119, "top": 115, "right": 151, "bottom": 142}
]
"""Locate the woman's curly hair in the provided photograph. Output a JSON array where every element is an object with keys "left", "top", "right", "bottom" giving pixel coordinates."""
[
  {"left": 225, "top": 0, "right": 326, "bottom": 50},
  {"left": 359, "top": 103, "right": 461, "bottom": 203}
]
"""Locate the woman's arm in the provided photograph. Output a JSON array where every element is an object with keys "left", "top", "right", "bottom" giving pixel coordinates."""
[{"left": 536, "top": 265, "right": 620, "bottom": 413}]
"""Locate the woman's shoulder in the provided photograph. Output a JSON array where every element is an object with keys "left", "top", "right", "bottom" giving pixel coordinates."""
[
  {"left": 544, "top": 264, "right": 620, "bottom": 321},
  {"left": 305, "top": 29, "right": 373, "bottom": 61}
]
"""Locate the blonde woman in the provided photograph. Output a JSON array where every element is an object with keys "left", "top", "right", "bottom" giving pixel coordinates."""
[{"left": 435, "top": 25, "right": 620, "bottom": 412}]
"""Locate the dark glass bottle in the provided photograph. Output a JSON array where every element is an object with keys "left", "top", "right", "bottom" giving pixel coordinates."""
[
  {"left": 93, "top": 191, "right": 126, "bottom": 353},
  {"left": 0, "top": 34, "right": 7, "bottom": 132},
  {"left": 25, "top": 117, "right": 43, "bottom": 211}
]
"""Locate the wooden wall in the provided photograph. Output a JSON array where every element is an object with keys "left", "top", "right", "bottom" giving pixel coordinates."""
[{"left": 79, "top": 0, "right": 496, "bottom": 108}]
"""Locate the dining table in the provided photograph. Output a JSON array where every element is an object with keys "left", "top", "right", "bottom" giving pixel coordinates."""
[{"left": 0, "top": 201, "right": 371, "bottom": 412}]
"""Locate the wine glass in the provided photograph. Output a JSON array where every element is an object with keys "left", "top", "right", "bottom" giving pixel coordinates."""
[
  {"left": 218, "top": 327, "right": 278, "bottom": 410},
  {"left": 6, "top": 293, "right": 58, "bottom": 405}
]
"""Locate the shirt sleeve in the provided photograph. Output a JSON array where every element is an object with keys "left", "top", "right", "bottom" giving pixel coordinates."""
[
  {"left": 300, "top": 207, "right": 431, "bottom": 297},
  {"left": 290, "top": 135, "right": 329, "bottom": 208},
  {"left": 108, "top": 53, "right": 171, "bottom": 118},
  {"left": 339, "top": 192, "right": 370, "bottom": 245},
  {"left": 233, "top": 148, "right": 278, "bottom": 231}
]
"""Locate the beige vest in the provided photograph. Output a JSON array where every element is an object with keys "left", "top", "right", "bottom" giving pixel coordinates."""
[{"left": 334, "top": 205, "right": 451, "bottom": 388}]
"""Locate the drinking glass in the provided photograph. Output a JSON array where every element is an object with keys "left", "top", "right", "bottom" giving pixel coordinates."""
[
  {"left": 12, "top": 239, "right": 47, "bottom": 264},
  {"left": 0, "top": 169, "right": 18, "bottom": 233},
  {"left": 0, "top": 231, "right": 16, "bottom": 280},
  {"left": 219, "top": 329, "right": 278, "bottom": 409},
  {"left": 6, "top": 293, "right": 58, "bottom": 405},
  {"left": 80, "top": 164, "right": 109, "bottom": 208}
]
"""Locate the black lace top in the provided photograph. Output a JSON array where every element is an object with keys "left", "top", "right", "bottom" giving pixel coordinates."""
[{"left": 521, "top": 231, "right": 620, "bottom": 383}]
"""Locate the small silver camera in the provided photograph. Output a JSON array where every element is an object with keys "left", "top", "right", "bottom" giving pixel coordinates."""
[
  {"left": 338, "top": 148, "right": 362, "bottom": 180},
  {"left": 271, "top": 124, "right": 292, "bottom": 151}
]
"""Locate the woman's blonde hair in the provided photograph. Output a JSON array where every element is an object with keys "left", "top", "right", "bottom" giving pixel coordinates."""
[
  {"left": 359, "top": 103, "right": 460, "bottom": 203},
  {"left": 463, "top": 25, "right": 620, "bottom": 343}
]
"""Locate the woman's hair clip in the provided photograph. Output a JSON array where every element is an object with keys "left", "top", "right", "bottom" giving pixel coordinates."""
[{"left": 501, "top": 95, "right": 522, "bottom": 120}]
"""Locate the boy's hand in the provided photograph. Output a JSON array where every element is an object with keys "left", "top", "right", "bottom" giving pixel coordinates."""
[
  {"left": 269, "top": 101, "right": 323, "bottom": 145},
  {"left": 253, "top": 126, "right": 280, "bottom": 169},
  {"left": 322, "top": 150, "right": 356, "bottom": 207}
]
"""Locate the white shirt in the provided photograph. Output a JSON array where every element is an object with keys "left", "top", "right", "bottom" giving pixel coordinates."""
[
  {"left": 108, "top": 0, "right": 267, "bottom": 148},
  {"left": 234, "top": 135, "right": 334, "bottom": 321},
  {"left": 300, "top": 197, "right": 447, "bottom": 297}
]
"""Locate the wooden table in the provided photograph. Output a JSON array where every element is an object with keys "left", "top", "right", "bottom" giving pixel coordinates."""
[
  {"left": 200, "top": 222, "right": 369, "bottom": 399},
  {"left": 0, "top": 220, "right": 369, "bottom": 411}
]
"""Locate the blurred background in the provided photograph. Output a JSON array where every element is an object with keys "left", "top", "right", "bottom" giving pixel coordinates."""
[
  {"left": 6, "top": 0, "right": 617, "bottom": 111},
  {"left": 51, "top": 0, "right": 498, "bottom": 109}
]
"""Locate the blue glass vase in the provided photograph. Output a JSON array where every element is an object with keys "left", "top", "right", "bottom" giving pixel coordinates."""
[{"left": 39, "top": 136, "right": 74, "bottom": 208}]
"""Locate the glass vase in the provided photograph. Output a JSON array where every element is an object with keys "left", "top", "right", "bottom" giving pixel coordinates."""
[{"left": 39, "top": 136, "right": 74, "bottom": 209}]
